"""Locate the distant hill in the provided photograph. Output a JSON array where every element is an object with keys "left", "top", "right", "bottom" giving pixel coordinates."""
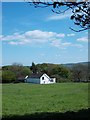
[
  {"left": 2, "top": 62, "right": 89, "bottom": 68},
  {"left": 61, "top": 62, "right": 89, "bottom": 68}
]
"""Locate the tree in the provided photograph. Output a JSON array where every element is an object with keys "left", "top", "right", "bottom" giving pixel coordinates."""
[
  {"left": 9, "top": 63, "right": 24, "bottom": 79},
  {"left": 26, "top": 0, "right": 90, "bottom": 32},
  {"left": 2, "top": 63, "right": 32, "bottom": 81},
  {"left": 30, "top": 62, "right": 37, "bottom": 73},
  {"left": 2, "top": 70, "right": 16, "bottom": 83},
  {"left": 36, "top": 63, "right": 72, "bottom": 82},
  {"left": 36, "top": 63, "right": 50, "bottom": 74},
  {"left": 51, "top": 65, "right": 71, "bottom": 79},
  {"left": 21, "top": 67, "right": 32, "bottom": 76},
  {"left": 71, "top": 64, "right": 88, "bottom": 82}
]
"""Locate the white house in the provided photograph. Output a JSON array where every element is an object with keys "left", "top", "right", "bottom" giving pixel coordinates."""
[{"left": 25, "top": 73, "right": 56, "bottom": 84}]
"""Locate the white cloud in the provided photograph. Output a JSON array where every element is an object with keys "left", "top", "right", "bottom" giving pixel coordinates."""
[
  {"left": 62, "top": 42, "right": 72, "bottom": 46},
  {"left": 1, "top": 29, "right": 83, "bottom": 49},
  {"left": 1, "top": 30, "right": 65, "bottom": 45},
  {"left": 57, "top": 33, "right": 65, "bottom": 37},
  {"left": 9, "top": 41, "right": 18, "bottom": 45},
  {"left": 51, "top": 39, "right": 83, "bottom": 49},
  {"left": 52, "top": 39, "right": 76, "bottom": 48},
  {"left": 24, "top": 30, "right": 65, "bottom": 40},
  {"left": 0, "top": 35, "right": 3, "bottom": 40},
  {"left": 47, "top": 10, "right": 72, "bottom": 21},
  {"left": 67, "top": 33, "right": 75, "bottom": 37},
  {"left": 73, "top": 44, "right": 83, "bottom": 48},
  {"left": 9, "top": 41, "right": 25, "bottom": 45},
  {"left": 77, "top": 37, "right": 88, "bottom": 42}
]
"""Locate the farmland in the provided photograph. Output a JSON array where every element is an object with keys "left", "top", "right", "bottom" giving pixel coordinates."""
[{"left": 2, "top": 83, "right": 89, "bottom": 120}]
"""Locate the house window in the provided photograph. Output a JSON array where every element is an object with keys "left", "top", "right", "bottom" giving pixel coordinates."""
[
  {"left": 50, "top": 79, "right": 53, "bottom": 82},
  {"left": 42, "top": 77, "right": 44, "bottom": 80}
]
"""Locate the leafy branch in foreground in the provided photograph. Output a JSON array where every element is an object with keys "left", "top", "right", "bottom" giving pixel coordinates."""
[{"left": 26, "top": 0, "right": 90, "bottom": 32}]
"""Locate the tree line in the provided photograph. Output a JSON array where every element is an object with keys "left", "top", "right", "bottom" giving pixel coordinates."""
[
  {"left": 2, "top": 63, "right": 32, "bottom": 83},
  {"left": 1, "top": 62, "right": 90, "bottom": 83}
]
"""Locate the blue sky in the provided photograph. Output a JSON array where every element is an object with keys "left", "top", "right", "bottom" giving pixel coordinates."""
[{"left": 1, "top": 2, "right": 88, "bottom": 66}]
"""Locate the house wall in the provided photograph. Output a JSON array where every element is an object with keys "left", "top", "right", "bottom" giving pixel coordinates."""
[
  {"left": 40, "top": 74, "right": 51, "bottom": 84},
  {"left": 25, "top": 73, "right": 56, "bottom": 84},
  {"left": 50, "top": 78, "right": 56, "bottom": 83},
  {"left": 26, "top": 78, "right": 40, "bottom": 84}
]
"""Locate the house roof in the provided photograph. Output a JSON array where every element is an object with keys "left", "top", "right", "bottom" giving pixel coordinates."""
[
  {"left": 28, "top": 73, "right": 51, "bottom": 79},
  {"left": 29, "top": 73, "right": 43, "bottom": 78}
]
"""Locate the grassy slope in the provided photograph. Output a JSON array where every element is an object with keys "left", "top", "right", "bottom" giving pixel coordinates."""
[{"left": 2, "top": 83, "right": 88, "bottom": 117}]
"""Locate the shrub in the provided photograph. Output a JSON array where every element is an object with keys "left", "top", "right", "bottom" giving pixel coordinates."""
[{"left": 2, "top": 70, "right": 16, "bottom": 83}]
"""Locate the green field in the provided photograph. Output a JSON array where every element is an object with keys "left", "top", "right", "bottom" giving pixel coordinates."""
[{"left": 2, "top": 83, "right": 89, "bottom": 120}]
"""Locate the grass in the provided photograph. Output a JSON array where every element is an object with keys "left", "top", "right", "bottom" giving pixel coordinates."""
[{"left": 2, "top": 83, "right": 89, "bottom": 119}]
